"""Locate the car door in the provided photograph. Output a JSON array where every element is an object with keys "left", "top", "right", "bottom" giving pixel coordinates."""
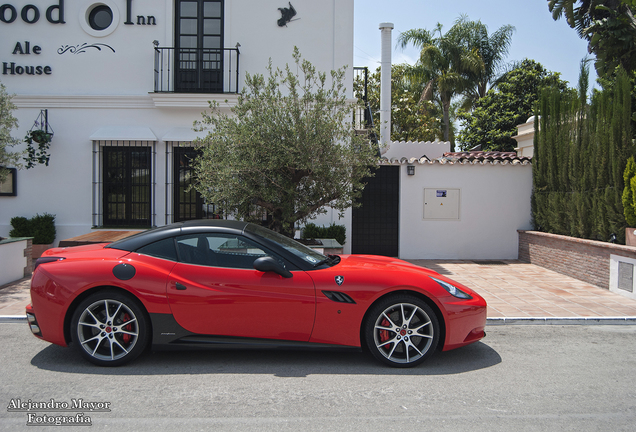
[{"left": 167, "top": 233, "right": 316, "bottom": 341}]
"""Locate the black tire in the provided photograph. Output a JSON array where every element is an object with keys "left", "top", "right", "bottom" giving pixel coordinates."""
[
  {"left": 70, "top": 290, "right": 149, "bottom": 366},
  {"left": 363, "top": 294, "right": 440, "bottom": 367}
]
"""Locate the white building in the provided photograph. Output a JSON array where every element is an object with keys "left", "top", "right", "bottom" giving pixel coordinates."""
[
  {"left": 348, "top": 147, "right": 532, "bottom": 260},
  {"left": 0, "top": 0, "right": 354, "bottom": 243}
]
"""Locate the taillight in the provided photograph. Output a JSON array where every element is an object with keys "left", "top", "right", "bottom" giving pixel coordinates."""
[{"left": 33, "top": 257, "right": 65, "bottom": 271}]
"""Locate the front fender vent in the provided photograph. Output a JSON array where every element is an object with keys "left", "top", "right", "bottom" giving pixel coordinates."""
[{"left": 322, "top": 291, "right": 356, "bottom": 304}]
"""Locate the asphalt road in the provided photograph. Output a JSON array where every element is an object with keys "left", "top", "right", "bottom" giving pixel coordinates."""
[{"left": 1, "top": 324, "right": 635, "bottom": 431}]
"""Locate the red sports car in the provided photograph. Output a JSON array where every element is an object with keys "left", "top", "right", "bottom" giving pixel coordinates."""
[{"left": 26, "top": 220, "right": 486, "bottom": 367}]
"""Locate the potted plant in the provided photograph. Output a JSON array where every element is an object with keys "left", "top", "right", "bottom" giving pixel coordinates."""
[
  {"left": 301, "top": 222, "right": 346, "bottom": 246},
  {"left": 9, "top": 213, "right": 56, "bottom": 258}
]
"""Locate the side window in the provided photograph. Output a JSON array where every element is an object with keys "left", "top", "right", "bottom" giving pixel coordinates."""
[
  {"left": 137, "top": 238, "right": 178, "bottom": 261},
  {"left": 176, "top": 234, "right": 270, "bottom": 269}
]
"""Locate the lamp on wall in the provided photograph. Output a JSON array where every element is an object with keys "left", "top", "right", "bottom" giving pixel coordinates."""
[{"left": 407, "top": 165, "right": 415, "bottom": 176}]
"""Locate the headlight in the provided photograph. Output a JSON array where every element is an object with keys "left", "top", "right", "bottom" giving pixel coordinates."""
[{"left": 430, "top": 277, "right": 472, "bottom": 299}]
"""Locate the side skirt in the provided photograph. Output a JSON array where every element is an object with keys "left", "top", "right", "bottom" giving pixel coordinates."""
[{"left": 149, "top": 313, "right": 360, "bottom": 352}]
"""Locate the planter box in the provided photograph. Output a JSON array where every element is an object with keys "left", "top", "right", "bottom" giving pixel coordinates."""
[
  {"left": 298, "top": 238, "right": 344, "bottom": 255},
  {"left": 31, "top": 244, "right": 52, "bottom": 260}
]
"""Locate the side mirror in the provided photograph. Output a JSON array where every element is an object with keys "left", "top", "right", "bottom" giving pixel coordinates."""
[{"left": 253, "top": 256, "right": 293, "bottom": 278}]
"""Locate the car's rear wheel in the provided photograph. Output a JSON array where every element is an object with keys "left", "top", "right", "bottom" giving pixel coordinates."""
[
  {"left": 364, "top": 295, "right": 439, "bottom": 367},
  {"left": 70, "top": 290, "right": 149, "bottom": 366}
]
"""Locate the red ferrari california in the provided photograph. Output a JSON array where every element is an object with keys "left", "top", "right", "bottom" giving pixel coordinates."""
[{"left": 26, "top": 220, "right": 486, "bottom": 367}]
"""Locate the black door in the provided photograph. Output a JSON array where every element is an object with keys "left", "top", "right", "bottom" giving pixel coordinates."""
[
  {"left": 103, "top": 147, "right": 151, "bottom": 227},
  {"left": 175, "top": 0, "right": 224, "bottom": 93},
  {"left": 352, "top": 166, "right": 400, "bottom": 256}
]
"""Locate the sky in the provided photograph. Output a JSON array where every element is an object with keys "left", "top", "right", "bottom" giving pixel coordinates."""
[{"left": 354, "top": 0, "right": 597, "bottom": 89}]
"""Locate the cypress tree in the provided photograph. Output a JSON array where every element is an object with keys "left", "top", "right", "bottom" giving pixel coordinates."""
[{"left": 532, "top": 67, "right": 633, "bottom": 243}]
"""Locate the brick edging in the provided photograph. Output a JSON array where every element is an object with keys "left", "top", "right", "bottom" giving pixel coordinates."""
[
  {"left": 518, "top": 230, "right": 636, "bottom": 290},
  {"left": 24, "top": 239, "right": 33, "bottom": 278}
]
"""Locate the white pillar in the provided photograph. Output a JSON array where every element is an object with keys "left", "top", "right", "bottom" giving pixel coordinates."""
[{"left": 379, "top": 22, "right": 393, "bottom": 147}]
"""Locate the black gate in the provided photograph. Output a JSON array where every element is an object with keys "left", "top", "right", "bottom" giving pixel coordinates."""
[
  {"left": 175, "top": 0, "right": 224, "bottom": 93},
  {"left": 352, "top": 166, "right": 400, "bottom": 256}
]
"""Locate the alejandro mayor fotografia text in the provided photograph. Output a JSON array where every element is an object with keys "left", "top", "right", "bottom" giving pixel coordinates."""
[{"left": 7, "top": 398, "right": 112, "bottom": 426}]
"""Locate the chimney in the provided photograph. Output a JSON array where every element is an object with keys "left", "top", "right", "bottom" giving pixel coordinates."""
[{"left": 379, "top": 22, "right": 394, "bottom": 147}]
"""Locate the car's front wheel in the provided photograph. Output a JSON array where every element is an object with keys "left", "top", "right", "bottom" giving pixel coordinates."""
[
  {"left": 70, "top": 290, "right": 149, "bottom": 366},
  {"left": 364, "top": 295, "right": 440, "bottom": 367}
]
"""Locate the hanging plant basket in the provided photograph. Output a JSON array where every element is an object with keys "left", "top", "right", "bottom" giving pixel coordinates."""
[
  {"left": 23, "top": 110, "right": 54, "bottom": 169},
  {"left": 29, "top": 129, "right": 53, "bottom": 144}
]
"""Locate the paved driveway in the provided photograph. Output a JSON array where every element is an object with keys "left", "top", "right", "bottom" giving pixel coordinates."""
[{"left": 410, "top": 260, "right": 636, "bottom": 319}]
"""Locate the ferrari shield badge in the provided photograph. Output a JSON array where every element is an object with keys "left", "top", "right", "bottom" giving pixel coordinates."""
[{"left": 335, "top": 275, "right": 344, "bottom": 286}]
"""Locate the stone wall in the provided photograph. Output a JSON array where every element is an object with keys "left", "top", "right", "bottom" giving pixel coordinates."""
[{"left": 518, "top": 230, "right": 636, "bottom": 289}]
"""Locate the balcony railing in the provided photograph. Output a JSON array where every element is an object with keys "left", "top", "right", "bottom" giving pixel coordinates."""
[
  {"left": 353, "top": 67, "right": 374, "bottom": 131},
  {"left": 153, "top": 45, "right": 240, "bottom": 94}
]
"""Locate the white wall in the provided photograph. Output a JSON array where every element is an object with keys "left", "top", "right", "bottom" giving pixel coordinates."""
[
  {"left": 0, "top": 103, "right": 207, "bottom": 242},
  {"left": 398, "top": 162, "right": 533, "bottom": 259},
  {"left": 0, "top": 239, "right": 27, "bottom": 285},
  {"left": 0, "top": 0, "right": 353, "bottom": 96}
]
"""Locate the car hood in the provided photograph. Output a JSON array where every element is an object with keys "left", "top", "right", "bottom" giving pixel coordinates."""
[
  {"left": 334, "top": 254, "right": 440, "bottom": 276},
  {"left": 325, "top": 254, "right": 478, "bottom": 294}
]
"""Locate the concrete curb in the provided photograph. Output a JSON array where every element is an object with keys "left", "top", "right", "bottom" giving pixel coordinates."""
[
  {"left": 3, "top": 314, "right": 636, "bottom": 325},
  {"left": 0, "top": 315, "right": 27, "bottom": 323},
  {"left": 487, "top": 317, "right": 636, "bottom": 325}
]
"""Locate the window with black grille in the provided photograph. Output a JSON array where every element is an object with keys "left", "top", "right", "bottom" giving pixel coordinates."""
[
  {"left": 173, "top": 146, "right": 203, "bottom": 221},
  {"left": 93, "top": 141, "right": 156, "bottom": 228},
  {"left": 165, "top": 143, "right": 218, "bottom": 223}
]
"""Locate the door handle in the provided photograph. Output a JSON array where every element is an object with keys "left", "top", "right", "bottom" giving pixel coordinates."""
[{"left": 175, "top": 282, "right": 187, "bottom": 291}]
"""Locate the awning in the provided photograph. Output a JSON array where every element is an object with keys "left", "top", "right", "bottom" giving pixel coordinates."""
[
  {"left": 162, "top": 127, "right": 208, "bottom": 142},
  {"left": 89, "top": 126, "right": 157, "bottom": 141}
]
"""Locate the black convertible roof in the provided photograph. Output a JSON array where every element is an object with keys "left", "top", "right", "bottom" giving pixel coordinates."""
[{"left": 105, "top": 219, "right": 250, "bottom": 252}]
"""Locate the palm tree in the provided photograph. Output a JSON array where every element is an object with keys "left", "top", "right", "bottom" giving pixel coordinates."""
[
  {"left": 548, "top": 0, "right": 634, "bottom": 37},
  {"left": 451, "top": 17, "right": 515, "bottom": 109},
  {"left": 398, "top": 23, "right": 482, "bottom": 147},
  {"left": 548, "top": 0, "right": 636, "bottom": 75}
]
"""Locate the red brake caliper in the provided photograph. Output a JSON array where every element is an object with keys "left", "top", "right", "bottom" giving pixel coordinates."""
[
  {"left": 121, "top": 313, "right": 132, "bottom": 344},
  {"left": 379, "top": 318, "right": 390, "bottom": 345}
]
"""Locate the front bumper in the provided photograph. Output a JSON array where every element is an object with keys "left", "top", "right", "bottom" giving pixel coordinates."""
[{"left": 25, "top": 304, "right": 43, "bottom": 338}]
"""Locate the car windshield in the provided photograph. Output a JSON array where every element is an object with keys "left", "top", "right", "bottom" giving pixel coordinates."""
[{"left": 245, "top": 224, "right": 332, "bottom": 266}]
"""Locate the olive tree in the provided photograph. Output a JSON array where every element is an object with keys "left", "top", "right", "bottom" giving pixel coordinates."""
[
  {"left": 193, "top": 48, "right": 377, "bottom": 237},
  {"left": 0, "top": 81, "right": 21, "bottom": 183}
]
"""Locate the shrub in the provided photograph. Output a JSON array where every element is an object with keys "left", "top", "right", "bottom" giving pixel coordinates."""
[
  {"left": 31, "top": 213, "right": 56, "bottom": 244},
  {"left": 302, "top": 223, "right": 346, "bottom": 246},
  {"left": 9, "top": 213, "right": 56, "bottom": 244},
  {"left": 8, "top": 216, "right": 30, "bottom": 238}
]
